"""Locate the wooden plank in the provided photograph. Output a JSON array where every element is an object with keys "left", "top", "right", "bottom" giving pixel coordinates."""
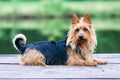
[
  {"left": 0, "top": 57, "right": 18, "bottom": 64},
  {"left": 0, "top": 54, "right": 120, "bottom": 64},
  {"left": 1, "top": 54, "right": 120, "bottom": 57},
  {"left": 0, "top": 64, "right": 120, "bottom": 78},
  {"left": 0, "top": 54, "right": 120, "bottom": 79},
  {"left": 0, "top": 63, "right": 120, "bottom": 71}
]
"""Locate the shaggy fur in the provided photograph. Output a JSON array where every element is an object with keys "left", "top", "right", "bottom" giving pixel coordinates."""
[
  {"left": 13, "top": 13, "right": 107, "bottom": 66},
  {"left": 19, "top": 49, "right": 45, "bottom": 66},
  {"left": 66, "top": 14, "right": 107, "bottom": 66}
]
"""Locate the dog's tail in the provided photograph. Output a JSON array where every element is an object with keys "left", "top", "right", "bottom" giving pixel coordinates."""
[{"left": 12, "top": 34, "right": 26, "bottom": 52}]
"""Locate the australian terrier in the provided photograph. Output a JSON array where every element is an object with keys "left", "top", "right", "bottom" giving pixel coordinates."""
[{"left": 13, "top": 14, "right": 107, "bottom": 66}]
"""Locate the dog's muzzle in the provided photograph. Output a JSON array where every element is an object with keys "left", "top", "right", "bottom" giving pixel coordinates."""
[{"left": 79, "top": 36, "right": 84, "bottom": 40}]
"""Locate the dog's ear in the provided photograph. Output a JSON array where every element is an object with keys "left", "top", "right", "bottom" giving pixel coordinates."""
[
  {"left": 83, "top": 14, "right": 91, "bottom": 24},
  {"left": 72, "top": 14, "right": 79, "bottom": 24}
]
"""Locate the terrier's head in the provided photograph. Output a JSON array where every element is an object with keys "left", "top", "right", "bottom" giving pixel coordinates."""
[{"left": 67, "top": 14, "right": 97, "bottom": 49}]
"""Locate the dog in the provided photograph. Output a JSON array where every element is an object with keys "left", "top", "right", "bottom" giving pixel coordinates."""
[{"left": 12, "top": 14, "right": 107, "bottom": 66}]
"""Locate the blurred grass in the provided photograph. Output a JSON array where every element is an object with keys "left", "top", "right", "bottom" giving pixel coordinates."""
[{"left": 0, "top": 0, "right": 120, "bottom": 54}]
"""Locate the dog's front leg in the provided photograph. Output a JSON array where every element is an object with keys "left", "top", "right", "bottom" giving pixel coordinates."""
[
  {"left": 67, "top": 48, "right": 85, "bottom": 66},
  {"left": 84, "top": 53, "right": 97, "bottom": 66}
]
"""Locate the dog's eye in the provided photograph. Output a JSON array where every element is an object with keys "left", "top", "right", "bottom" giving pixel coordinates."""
[
  {"left": 75, "top": 28, "right": 79, "bottom": 32},
  {"left": 83, "top": 28, "right": 88, "bottom": 32}
]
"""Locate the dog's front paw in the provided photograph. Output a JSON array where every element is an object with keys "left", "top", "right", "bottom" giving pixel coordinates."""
[
  {"left": 94, "top": 59, "right": 107, "bottom": 65},
  {"left": 85, "top": 61, "right": 97, "bottom": 66},
  {"left": 78, "top": 60, "right": 85, "bottom": 66},
  {"left": 67, "top": 59, "right": 85, "bottom": 66}
]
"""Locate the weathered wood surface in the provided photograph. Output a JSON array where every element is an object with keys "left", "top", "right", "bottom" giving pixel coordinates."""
[{"left": 0, "top": 54, "right": 120, "bottom": 80}]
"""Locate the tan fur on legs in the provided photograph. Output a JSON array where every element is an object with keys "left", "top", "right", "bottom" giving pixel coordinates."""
[
  {"left": 19, "top": 49, "right": 46, "bottom": 66},
  {"left": 67, "top": 48, "right": 85, "bottom": 66},
  {"left": 94, "top": 59, "right": 107, "bottom": 65},
  {"left": 82, "top": 49, "right": 97, "bottom": 66},
  {"left": 85, "top": 60, "right": 97, "bottom": 66},
  {"left": 83, "top": 52, "right": 97, "bottom": 66}
]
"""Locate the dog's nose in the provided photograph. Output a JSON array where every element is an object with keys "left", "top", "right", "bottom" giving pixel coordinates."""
[{"left": 79, "top": 36, "right": 84, "bottom": 40}]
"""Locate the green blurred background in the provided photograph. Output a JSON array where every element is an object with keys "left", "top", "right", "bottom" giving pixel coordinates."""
[{"left": 0, "top": 0, "right": 120, "bottom": 54}]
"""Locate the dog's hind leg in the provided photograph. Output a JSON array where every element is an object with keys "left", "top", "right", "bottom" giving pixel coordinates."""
[{"left": 19, "top": 49, "right": 46, "bottom": 66}]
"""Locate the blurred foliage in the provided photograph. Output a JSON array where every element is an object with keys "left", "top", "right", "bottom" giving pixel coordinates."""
[
  {"left": 1, "top": 29, "right": 120, "bottom": 54},
  {"left": 0, "top": 0, "right": 120, "bottom": 54}
]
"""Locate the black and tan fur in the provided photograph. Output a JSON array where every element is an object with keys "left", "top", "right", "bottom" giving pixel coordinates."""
[{"left": 13, "top": 14, "right": 107, "bottom": 66}]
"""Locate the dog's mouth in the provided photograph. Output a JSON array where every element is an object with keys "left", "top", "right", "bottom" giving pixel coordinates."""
[
  {"left": 79, "top": 38, "right": 84, "bottom": 41},
  {"left": 77, "top": 38, "right": 87, "bottom": 43},
  {"left": 78, "top": 37, "right": 86, "bottom": 41}
]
